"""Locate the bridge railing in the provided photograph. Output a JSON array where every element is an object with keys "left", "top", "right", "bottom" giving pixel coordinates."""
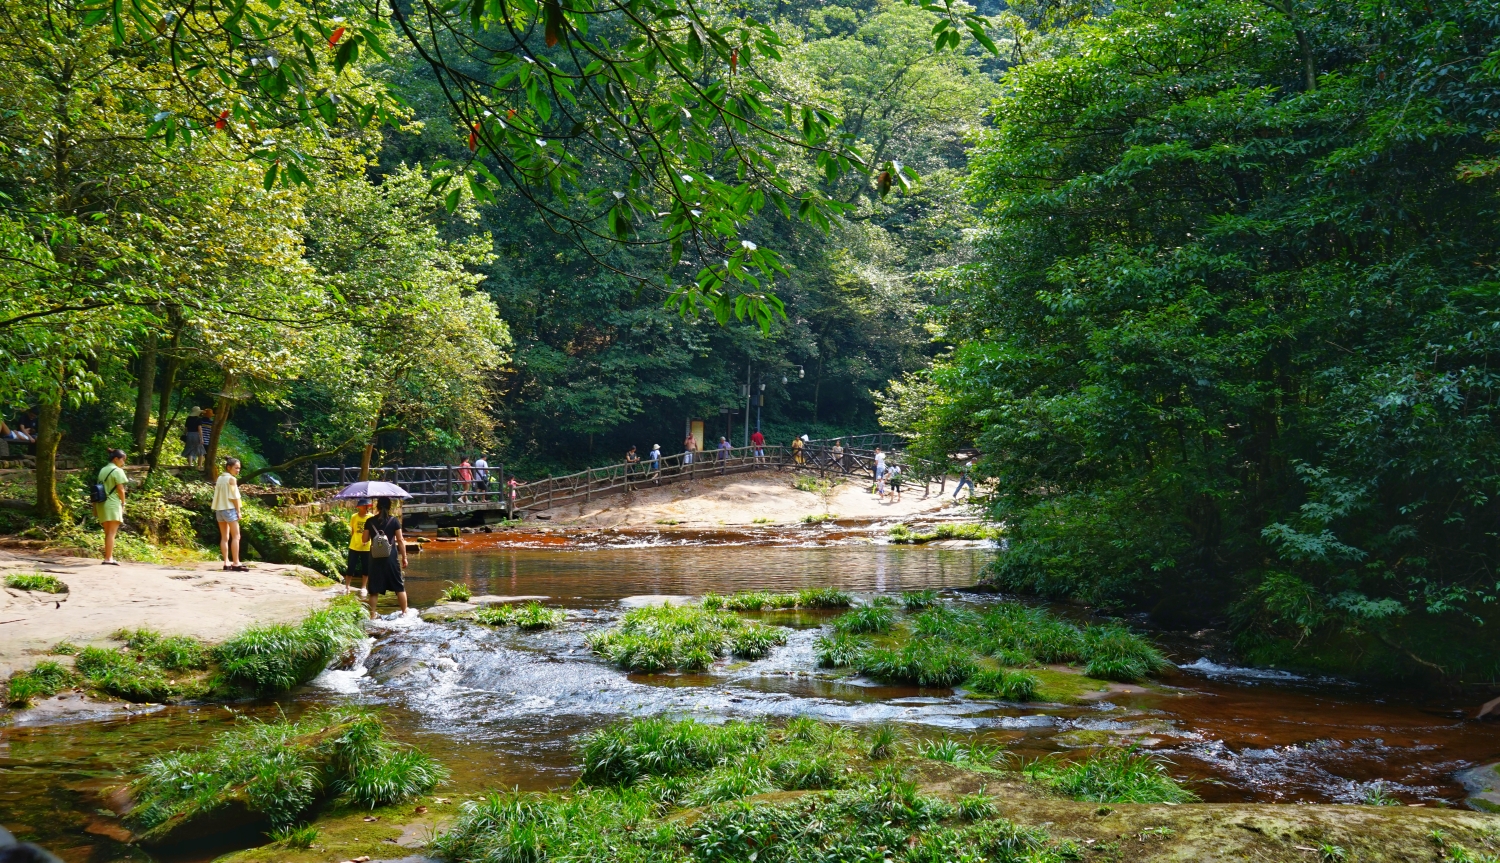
[{"left": 314, "top": 442, "right": 950, "bottom": 515}]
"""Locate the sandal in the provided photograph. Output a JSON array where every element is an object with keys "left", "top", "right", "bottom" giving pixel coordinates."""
[
  {"left": 230, "top": 564, "right": 250, "bottom": 572},
  {"left": 102, "top": 560, "right": 120, "bottom": 566}
]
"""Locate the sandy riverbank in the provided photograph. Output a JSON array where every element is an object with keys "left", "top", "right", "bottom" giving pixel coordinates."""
[
  {"left": 0, "top": 551, "right": 334, "bottom": 677},
  {"left": 527, "top": 470, "right": 976, "bottom": 528}
]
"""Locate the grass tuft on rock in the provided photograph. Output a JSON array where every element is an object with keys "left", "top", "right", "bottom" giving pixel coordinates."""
[
  {"left": 125, "top": 708, "right": 445, "bottom": 841},
  {"left": 214, "top": 594, "right": 365, "bottom": 694},
  {"left": 512, "top": 601, "right": 565, "bottom": 630},
  {"left": 4, "top": 660, "right": 77, "bottom": 706},
  {"left": 1022, "top": 748, "right": 1197, "bottom": 804},
  {"left": 472, "top": 603, "right": 515, "bottom": 626},
  {"left": 587, "top": 604, "right": 788, "bottom": 672},
  {"left": 441, "top": 581, "right": 474, "bottom": 603},
  {"left": 5, "top": 572, "right": 67, "bottom": 593}
]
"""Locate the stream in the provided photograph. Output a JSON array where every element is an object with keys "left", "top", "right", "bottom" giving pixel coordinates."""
[{"left": 2, "top": 542, "right": 1497, "bottom": 862}]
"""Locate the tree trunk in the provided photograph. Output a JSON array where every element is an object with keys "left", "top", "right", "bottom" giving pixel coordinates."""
[
  {"left": 130, "top": 332, "right": 158, "bottom": 459},
  {"left": 358, "top": 399, "right": 383, "bottom": 481},
  {"left": 147, "top": 341, "right": 180, "bottom": 473},
  {"left": 203, "top": 373, "right": 238, "bottom": 482},
  {"left": 34, "top": 371, "right": 64, "bottom": 521}
]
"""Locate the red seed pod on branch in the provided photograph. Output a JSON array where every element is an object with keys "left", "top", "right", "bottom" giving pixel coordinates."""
[
  {"left": 328, "top": 26, "right": 346, "bottom": 48},
  {"left": 215, "top": 110, "right": 230, "bottom": 130}
]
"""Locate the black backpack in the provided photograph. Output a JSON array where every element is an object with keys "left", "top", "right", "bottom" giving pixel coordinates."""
[{"left": 90, "top": 468, "right": 112, "bottom": 503}]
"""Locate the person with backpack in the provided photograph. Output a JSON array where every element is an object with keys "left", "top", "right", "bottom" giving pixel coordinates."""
[
  {"left": 93, "top": 449, "right": 129, "bottom": 565},
  {"left": 212, "top": 457, "right": 246, "bottom": 571},
  {"left": 364, "top": 497, "right": 412, "bottom": 619}
]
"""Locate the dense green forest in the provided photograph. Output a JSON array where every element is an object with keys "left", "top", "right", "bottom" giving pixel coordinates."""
[
  {"left": 5, "top": 0, "right": 1500, "bottom": 681},
  {"left": 886, "top": 0, "right": 1500, "bottom": 681}
]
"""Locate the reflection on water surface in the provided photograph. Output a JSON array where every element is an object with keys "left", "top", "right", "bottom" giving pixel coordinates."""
[{"left": 2, "top": 544, "right": 1497, "bottom": 862}]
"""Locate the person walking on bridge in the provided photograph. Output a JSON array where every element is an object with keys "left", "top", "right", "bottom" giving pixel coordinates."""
[
  {"left": 683, "top": 433, "right": 696, "bottom": 465},
  {"left": 474, "top": 455, "right": 490, "bottom": 500},
  {"left": 751, "top": 429, "right": 765, "bottom": 463},
  {"left": 717, "top": 436, "right": 731, "bottom": 473},
  {"left": 649, "top": 443, "right": 661, "bottom": 482},
  {"left": 831, "top": 439, "right": 845, "bottom": 474}
]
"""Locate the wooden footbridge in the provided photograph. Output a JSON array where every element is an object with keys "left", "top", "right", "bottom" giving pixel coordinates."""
[{"left": 314, "top": 440, "right": 949, "bottom": 520}]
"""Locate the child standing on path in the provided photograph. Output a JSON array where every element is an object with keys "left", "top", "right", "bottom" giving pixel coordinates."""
[
  {"left": 213, "top": 457, "right": 245, "bottom": 571},
  {"left": 347, "top": 498, "right": 373, "bottom": 596},
  {"left": 94, "top": 449, "right": 129, "bottom": 565}
]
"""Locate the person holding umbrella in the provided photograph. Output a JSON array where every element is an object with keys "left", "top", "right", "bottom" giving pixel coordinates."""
[{"left": 364, "top": 497, "right": 412, "bottom": 619}]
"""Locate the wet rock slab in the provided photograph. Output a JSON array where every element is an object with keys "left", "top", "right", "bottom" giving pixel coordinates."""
[
  {"left": 5, "top": 691, "right": 165, "bottom": 727},
  {"left": 1459, "top": 762, "right": 1500, "bottom": 812},
  {"left": 619, "top": 594, "right": 697, "bottom": 608}
]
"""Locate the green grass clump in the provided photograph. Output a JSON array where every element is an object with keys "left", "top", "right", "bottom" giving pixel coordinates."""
[
  {"left": 5, "top": 572, "right": 67, "bottom": 593},
  {"left": 721, "top": 591, "right": 797, "bottom": 611},
  {"left": 966, "top": 668, "right": 1040, "bottom": 701},
  {"left": 795, "top": 587, "right": 853, "bottom": 608},
  {"left": 902, "top": 589, "right": 940, "bottom": 610},
  {"left": 441, "top": 581, "right": 474, "bottom": 603},
  {"left": 587, "top": 605, "right": 788, "bottom": 671},
  {"left": 889, "top": 523, "right": 1000, "bottom": 544},
  {"left": 579, "top": 717, "right": 770, "bottom": 785},
  {"left": 814, "top": 632, "right": 866, "bottom": 667},
  {"left": 75, "top": 646, "right": 181, "bottom": 701},
  {"left": 512, "top": 601, "right": 565, "bottom": 630},
  {"left": 833, "top": 605, "right": 895, "bottom": 634},
  {"left": 1022, "top": 748, "right": 1197, "bottom": 804},
  {"left": 1080, "top": 624, "right": 1173, "bottom": 682},
  {"left": 126, "top": 708, "right": 445, "bottom": 839},
  {"left": 5, "top": 660, "right": 77, "bottom": 706},
  {"left": 858, "top": 641, "right": 980, "bottom": 688},
  {"left": 116, "top": 628, "right": 209, "bottom": 670},
  {"left": 269, "top": 824, "right": 319, "bottom": 848},
  {"left": 50, "top": 641, "right": 80, "bottom": 655},
  {"left": 214, "top": 594, "right": 365, "bottom": 694},
  {"left": 472, "top": 603, "right": 515, "bottom": 625}
]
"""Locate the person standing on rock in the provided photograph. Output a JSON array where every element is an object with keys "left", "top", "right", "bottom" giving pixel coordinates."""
[
  {"left": 364, "top": 497, "right": 412, "bottom": 619},
  {"left": 94, "top": 449, "right": 129, "bottom": 565},
  {"left": 213, "top": 457, "right": 246, "bottom": 571},
  {"left": 347, "top": 498, "right": 373, "bottom": 596}
]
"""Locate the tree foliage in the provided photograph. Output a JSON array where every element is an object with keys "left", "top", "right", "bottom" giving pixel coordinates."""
[{"left": 892, "top": 0, "right": 1500, "bottom": 679}]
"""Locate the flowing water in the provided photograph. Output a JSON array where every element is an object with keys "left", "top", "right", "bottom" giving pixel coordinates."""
[{"left": 3, "top": 542, "right": 1498, "bottom": 862}]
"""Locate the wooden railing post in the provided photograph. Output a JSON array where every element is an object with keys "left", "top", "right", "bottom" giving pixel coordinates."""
[{"left": 447, "top": 464, "right": 455, "bottom": 506}]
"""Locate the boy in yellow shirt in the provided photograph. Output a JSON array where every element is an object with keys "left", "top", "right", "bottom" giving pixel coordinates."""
[{"left": 347, "top": 498, "right": 373, "bottom": 596}]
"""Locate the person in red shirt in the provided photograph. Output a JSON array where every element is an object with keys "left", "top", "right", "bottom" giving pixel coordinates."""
[{"left": 750, "top": 429, "right": 765, "bottom": 462}]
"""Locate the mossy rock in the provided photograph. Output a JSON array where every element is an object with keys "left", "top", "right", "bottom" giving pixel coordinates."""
[{"left": 238, "top": 505, "right": 344, "bottom": 577}]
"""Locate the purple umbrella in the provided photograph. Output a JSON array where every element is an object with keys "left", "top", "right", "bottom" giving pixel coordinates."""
[{"left": 333, "top": 480, "right": 412, "bottom": 500}]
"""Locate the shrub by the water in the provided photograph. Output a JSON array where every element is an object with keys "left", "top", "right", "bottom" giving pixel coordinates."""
[
  {"left": 587, "top": 605, "right": 788, "bottom": 671},
  {"left": 215, "top": 594, "right": 365, "bottom": 693},
  {"left": 4, "top": 660, "right": 76, "bottom": 706},
  {"left": 4, "top": 572, "right": 67, "bottom": 593},
  {"left": 1022, "top": 748, "right": 1197, "bottom": 804},
  {"left": 706, "top": 589, "right": 851, "bottom": 610},
  {"left": 126, "top": 709, "right": 445, "bottom": 839},
  {"left": 75, "top": 646, "right": 182, "bottom": 701},
  {"left": 117, "top": 628, "right": 209, "bottom": 670}
]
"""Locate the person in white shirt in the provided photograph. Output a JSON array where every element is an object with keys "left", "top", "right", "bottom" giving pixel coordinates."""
[
  {"left": 474, "top": 455, "right": 490, "bottom": 500},
  {"left": 212, "top": 457, "right": 245, "bottom": 571},
  {"left": 873, "top": 447, "right": 886, "bottom": 494}
]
